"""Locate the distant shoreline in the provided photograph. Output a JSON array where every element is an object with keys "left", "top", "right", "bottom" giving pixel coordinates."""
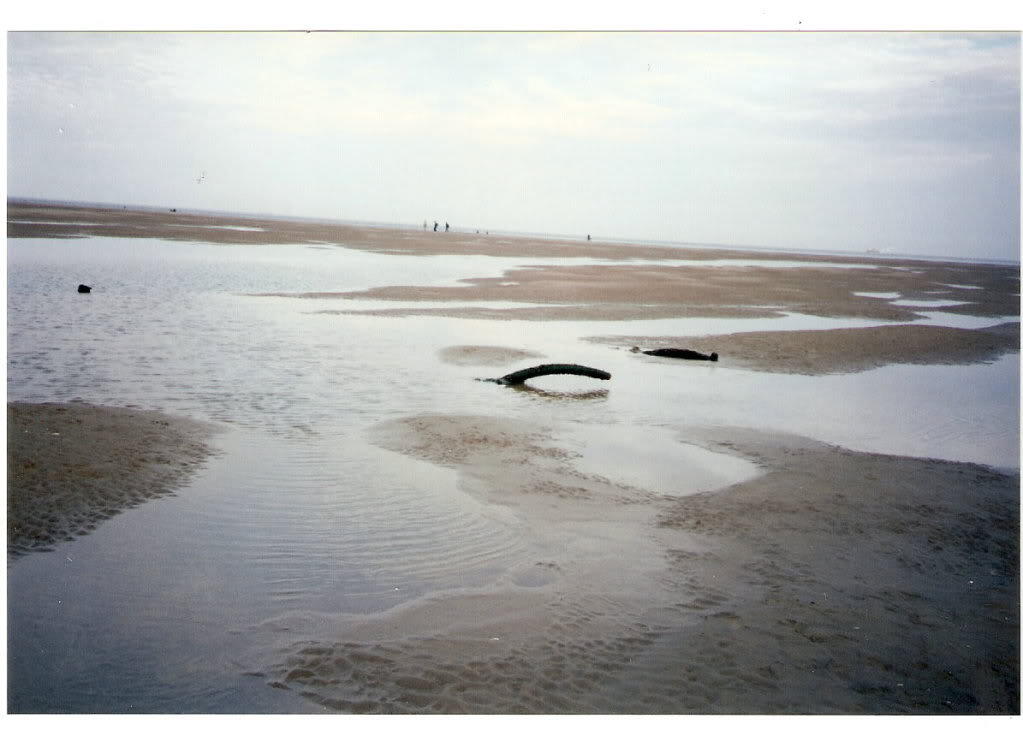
[
  {"left": 10, "top": 198, "right": 1019, "bottom": 341},
  {"left": 9, "top": 197, "right": 1020, "bottom": 267}
]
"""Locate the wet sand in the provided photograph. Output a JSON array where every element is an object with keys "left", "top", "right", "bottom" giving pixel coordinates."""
[
  {"left": 289, "top": 260, "right": 1018, "bottom": 324},
  {"left": 263, "top": 415, "right": 1019, "bottom": 713},
  {"left": 7, "top": 200, "right": 960, "bottom": 263},
  {"left": 591, "top": 322, "right": 1021, "bottom": 375},
  {"left": 7, "top": 201, "right": 1021, "bottom": 713},
  {"left": 653, "top": 427, "right": 1018, "bottom": 713},
  {"left": 7, "top": 402, "right": 216, "bottom": 558},
  {"left": 12, "top": 200, "right": 1018, "bottom": 327}
]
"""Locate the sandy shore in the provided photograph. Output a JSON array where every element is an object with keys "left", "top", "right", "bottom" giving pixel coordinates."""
[
  {"left": 653, "top": 427, "right": 1019, "bottom": 713},
  {"left": 12, "top": 200, "right": 1018, "bottom": 326},
  {"left": 8, "top": 201, "right": 1020, "bottom": 713},
  {"left": 590, "top": 322, "right": 1021, "bottom": 375},
  {"left": 294, "top": 260, "right": 1019, "bottom": 323},
  {"left": 263, "top": 414, "right": 1019, "bottom": 713},
  {"left": 7, "top": 402, "right": 216, "bottom": 558},
  {"left": 8, "top": 200, "right": 960, "bottom": 264}
]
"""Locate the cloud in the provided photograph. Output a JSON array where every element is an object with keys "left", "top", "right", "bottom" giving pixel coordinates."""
[{"left": 7, "top": 31, "right": 1019, "bottom": 258}]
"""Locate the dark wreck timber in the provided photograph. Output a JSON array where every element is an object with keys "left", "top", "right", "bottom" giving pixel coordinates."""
[
  {"left": 639, "top": 347, "right": 718, "bottom": 362},
  {"left": 480, "top": 363, "right": 612, "bottom": 386}
]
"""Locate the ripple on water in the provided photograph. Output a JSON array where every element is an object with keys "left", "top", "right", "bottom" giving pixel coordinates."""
[{"left": 7, "top": 427, "right": 532, "bottom": 711}]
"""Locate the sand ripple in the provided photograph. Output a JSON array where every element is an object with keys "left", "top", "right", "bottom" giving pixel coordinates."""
[
  {"left": 263, "top": 421, "right": 1018, "bottom": 713},
  {"left": 7, "top": 402, "right": 215, "bottom": 557}
]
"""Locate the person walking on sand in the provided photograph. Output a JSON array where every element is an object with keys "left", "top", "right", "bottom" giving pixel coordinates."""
[
  {"left": 433, "top": 221, "right": 438, "bottom": 232},
  {"left": 445, "top": 222, "right": 450, "bottom": 232}
]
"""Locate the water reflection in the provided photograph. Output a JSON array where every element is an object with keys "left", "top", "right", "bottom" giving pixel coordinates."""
[{"left": 508, "top": 384, "right": 611, "bottom": 401}]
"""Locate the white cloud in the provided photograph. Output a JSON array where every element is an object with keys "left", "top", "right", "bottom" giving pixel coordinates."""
[{"left": 7, "top": 30, "right": 1020, "bottom": 259}]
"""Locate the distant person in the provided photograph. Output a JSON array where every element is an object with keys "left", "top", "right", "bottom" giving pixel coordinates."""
[
  {"left": 445, "top": 222, "right": 450, "bottom": 232},
  {"left": 433, "top": 221, "right": 438, "bottom": 232},
  {"left": 587, "top": 234, "right": 591, "bottom": 241}
]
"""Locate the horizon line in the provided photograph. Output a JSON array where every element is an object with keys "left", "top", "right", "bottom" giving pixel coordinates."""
[{"left": 8, "top": 195, "right": 1021, "bottom": 267}]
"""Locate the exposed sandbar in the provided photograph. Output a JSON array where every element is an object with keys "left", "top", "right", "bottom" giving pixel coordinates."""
[
  {"left": 266, "top": 414, "right": 1019, "bottom": 713},
  {"left": 12, "top": 201, "right": 1018, "bottom": 326},
  {"left": 7, "top": 402, "right": 216, "bottom": 558},
  {"left": 275, "top": 261, "right": 1018, "bottom": 322},
  {"left": 8, "top": 200, "right": 946, "bottom": 264},
  {"left": 651, "top": 426, "right": 1019, "bottom": 714},
  {"left": 590, "top": 322, "right": 1021, "bottom": 375}
]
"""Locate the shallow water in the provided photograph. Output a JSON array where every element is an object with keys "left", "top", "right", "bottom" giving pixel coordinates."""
[
  {"left": 891, "top": 298, "right": 972, "bottom": 308},
  {"left": 855, "top": 290, "right": 901, "bottom": 299},
  {"left": 7, "top": 236, "right": 1019, "bottom": 712}
]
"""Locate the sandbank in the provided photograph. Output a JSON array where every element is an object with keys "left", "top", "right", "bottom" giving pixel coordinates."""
[
  {"left": 263, "top": 413, "right": 1018, "bottom": 713},
  {"left": 267, "top": 260, "right": 1019, "bottom": 322},
  {"left": 6, "top": 200, "right": 950, "bottom": 264},
  {"left": 12, "top": 201, "right": 1018, "bottom": 328},
  {"left": 590, "top": 322, "right": 1021, "bottom": 375},
  {"left": 7, "top": 402, "right": 215, "bottom": 558}
]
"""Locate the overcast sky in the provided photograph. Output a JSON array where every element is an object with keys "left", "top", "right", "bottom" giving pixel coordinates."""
[{"left": 7, "top": 30, "right": 1021, "bottom": 259}]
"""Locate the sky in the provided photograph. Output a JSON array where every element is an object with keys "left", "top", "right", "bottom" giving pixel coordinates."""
[{"left": 6, "top": 27, "right": 1022, "bottom": 260}]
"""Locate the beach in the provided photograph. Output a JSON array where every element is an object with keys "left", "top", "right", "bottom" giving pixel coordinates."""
[
  {"left": 7, "top": 402, "right": 215, "bottom": 558},
  {"left": 6, "top": 201, "right": 1020, "bottom": 713}
]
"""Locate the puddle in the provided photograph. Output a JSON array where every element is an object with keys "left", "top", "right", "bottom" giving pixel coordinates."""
[
  {"left": 9, "top": 219, "right": 106, "bottom": 226},
  {"left": 166, "top": 223, "right": 267, "bottom": 232},
  {"left": 556, "top": 422, "right": 761, "bottom": 497},
  {"left": 318, "top": 299, "right": 576, "bottom": 311},
  {"left": 916, "top": 311, "right": 1019, "bottom": 328},
  {"left": 854, "top": 291, "right": 901, "bottom": 299},
  {"left": 891, "top": 298, "right": 971, "bottom": 308},
  {"left": 669, "top": 259, "right": 876, "bottom": 269}
]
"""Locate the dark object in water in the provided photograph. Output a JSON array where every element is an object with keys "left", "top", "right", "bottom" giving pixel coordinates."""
[
  {"left": 643, "top": 348, "right": 718, "bottom": 362},
  {"left": 77, "top": 284, "right": 92, "bottom": 293},
  {"left": 480, "top": 363, "right": 612, "bottom": 386}
]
